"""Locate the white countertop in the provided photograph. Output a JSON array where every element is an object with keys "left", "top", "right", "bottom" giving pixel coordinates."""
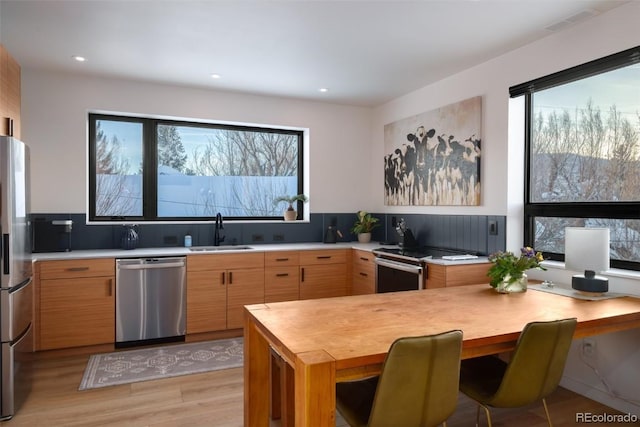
[
  {"left": 32, "top": 242, "right": 391, "bottom": 261},
  {"left": 32, "top": 242, "right": 490, "bottom": 265}
]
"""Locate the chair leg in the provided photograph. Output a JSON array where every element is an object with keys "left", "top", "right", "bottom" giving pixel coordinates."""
[
  {"left": 475, "top": 403, "right": 492, "bottom": 427},
  {"left": 542, "top": 397, "right": 553, "bottom": 427}
]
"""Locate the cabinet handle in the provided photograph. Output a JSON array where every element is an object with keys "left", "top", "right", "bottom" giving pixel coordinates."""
[
  {"left": 316, "top": 256, "right": 331, "bottom": 260},
  {"left": 276, "top": 273, "right": 289, "bottom": 277},
  {"left": 275, "top": 258, "right": 289, "bottom": 262},
  {"left": 360, "top": 257, "right": 370, "bottom": 261},
  {"left": 301, "top": 267, "right": 305, "bottom": 282},
  {"left": 359, "top": 272, "right": 368, "bottom": 277},
  {"left": 107, "top": 279, "right": 113, "bottom": 296},
  {"left": 222, "top": 272, "right": 225, "bottom": 285},
  {"left": 229, "top": 271, "right": 233, "bottom": 284},
  {"left": 66, "top": 267, "right": 90, "bottom": 272},
  {"left": 8, "top": 118, "right": 14, "bottom": 137}
]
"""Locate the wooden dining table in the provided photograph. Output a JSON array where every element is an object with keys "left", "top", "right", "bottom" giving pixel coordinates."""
[{"left": 243, "top": 284, "right": 640, "bottom": 427}]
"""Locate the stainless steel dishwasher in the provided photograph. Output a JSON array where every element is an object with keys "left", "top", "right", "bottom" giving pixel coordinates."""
[{"left": 116, "top": 257, "right": 186, "bottom": 347}]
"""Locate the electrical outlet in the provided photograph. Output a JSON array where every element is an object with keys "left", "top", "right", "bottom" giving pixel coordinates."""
[
  {"left": 252, "top": 234, "right": 264, "bottom": 242},
  {"left": 163, "top": 235, "right": 178, "bottom": 245},
  {"left": 273, "top": 234, "right": 285, "bottom": 242},
  {"left": 489, "top": 220, "right": 498, "bottom": 235},
  {"left": 582, "top": 338, "right": 596, "bottom": 359}
]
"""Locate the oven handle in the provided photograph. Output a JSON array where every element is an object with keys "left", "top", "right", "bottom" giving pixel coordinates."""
[{"left": 374, "top": 257, "right": 423, "bottom": 275}]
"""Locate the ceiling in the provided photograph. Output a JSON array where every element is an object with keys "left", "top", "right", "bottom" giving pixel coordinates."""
[{"left": 0, "top": 0, "right": 628, "bottom": 107}]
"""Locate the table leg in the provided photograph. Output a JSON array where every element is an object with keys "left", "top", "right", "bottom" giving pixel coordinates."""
[
  {"left": 270, "top": 350, "right": 282, "bottom": 420},
  {"left": 294, "top": 350, "right": 336, "bottom": 427},
  {"left": 283, "top": 360, "right": 295, "bottom": 426},
  {"left": 271, "top": 349, "right": 296, "bottom": 427},
  {"left": 244, "top": 312, "right": 270, "bottom": 427}
]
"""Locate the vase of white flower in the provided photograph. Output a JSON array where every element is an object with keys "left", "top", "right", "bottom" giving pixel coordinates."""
[
  {"left": 488, "top": 247, "right": 545, "bottom": 294},
  {"left": 495, "top": 273, "right": 528, "bottom": 293}
]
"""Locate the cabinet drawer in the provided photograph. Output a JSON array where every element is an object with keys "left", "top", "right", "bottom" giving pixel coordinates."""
[
  {"left": 265, "top": 251, "right": 299, "bottom": 267},
  {"left": 39, "top": 258, "right": 114, "bottom": 279},
  {"left": 299, "top": 249, "right": 347, "bottom": 265},
  {"left": 444, "top": 263, "right": 492, "bottom": 287},
  {"left": 353, "top": 250, "right": 375, "bottom": 270},
  {"left": 352, "top": 271, "right": 375, "bottom": 295},
  {"left": 352, "top": 262, "right": 375, "bottom": 281},
  {"left": 352, "top": 249, "right": 375, "bottom": 296},
  {"left": 187, "top": 252, "right": 265, "bottom": 271}
]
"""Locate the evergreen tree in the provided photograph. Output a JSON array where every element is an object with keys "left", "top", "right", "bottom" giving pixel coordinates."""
[{"left": 158, "top": 125, "right": 187, "bottom": 172}]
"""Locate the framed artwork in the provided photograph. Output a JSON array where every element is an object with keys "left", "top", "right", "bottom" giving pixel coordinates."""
[{"left": 383, "top": 96, "right": 482, "bottom": 206}]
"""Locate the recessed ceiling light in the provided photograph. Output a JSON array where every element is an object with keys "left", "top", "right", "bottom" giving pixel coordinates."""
[
  {"left": 211, "top": 73, "right": 221, "bottom": 79},
  {"left": 318, "top": 88, "right": 329, "bottom": 93},
  {"left": 72, "top": 55, "right": 86, "bottom": 62}
]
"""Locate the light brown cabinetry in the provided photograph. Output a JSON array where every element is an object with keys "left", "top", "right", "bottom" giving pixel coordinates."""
[
  {"left": 351, "top": 249, "right": 376, "bottom": 295},
  {"left": 265, "top": 251, "right": 300, "bottom": 303},
  {"left": 299, "top": 249, "right": 348, "bottom": 300},
  {"left": 37, "top": 258, "right": 115, "bottom": 350},
  {"left": 426, "top": 261, "right": 492, "bottom": 289},
  {"left": 187, "top": 252, "right": 265, "bottom": 333},
  {"left": 0, "top": 44, "right": 21, "bottom": 138}
]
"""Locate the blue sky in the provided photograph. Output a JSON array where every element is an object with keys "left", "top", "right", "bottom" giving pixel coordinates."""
[{"left": 534, "top": 63, "right": 639, "bottom": 123}]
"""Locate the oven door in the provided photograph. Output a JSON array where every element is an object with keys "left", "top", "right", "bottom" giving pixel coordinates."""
[{"left": 375, "top": 257, "right": 424, "bottom": 293}]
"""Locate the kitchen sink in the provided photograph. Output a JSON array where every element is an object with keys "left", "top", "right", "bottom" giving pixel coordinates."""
[{"left": 189, "top": 245, "right": 254, "bottom": 252}]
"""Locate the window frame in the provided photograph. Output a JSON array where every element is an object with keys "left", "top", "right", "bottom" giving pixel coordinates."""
[
  {"left": 513, "top": 46, "right": 640, "bottom": 270},
  {"left": 88, "top": 113, "right": 305, "bottom": 222}
]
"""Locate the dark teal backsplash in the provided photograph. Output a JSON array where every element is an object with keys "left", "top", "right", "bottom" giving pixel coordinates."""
[{"left": 30, "top": 213, "right": 505, "bottom": 255}]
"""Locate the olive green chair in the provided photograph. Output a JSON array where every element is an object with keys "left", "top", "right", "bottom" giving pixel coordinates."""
[
  {"left": 335, "top": 330, "right": 463, "bottom": 427},
  {"left": 459, "top": 318, "right": 577, "bottom": 427}
]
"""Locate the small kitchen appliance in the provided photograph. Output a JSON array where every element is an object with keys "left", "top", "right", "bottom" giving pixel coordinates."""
[
  {"left": 32, "top": 218, "right": 72, "bottom": 252},
  {"left": 324, "top": 226, "right": 342, "bottom": 243}
]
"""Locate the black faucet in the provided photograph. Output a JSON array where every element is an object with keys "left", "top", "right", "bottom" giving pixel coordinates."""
[{"left": 214, "top": 213, "right": 225, "bottom": 246}]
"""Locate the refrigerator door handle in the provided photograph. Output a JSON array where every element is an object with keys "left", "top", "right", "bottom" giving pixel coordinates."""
[{"left": 2, "top": 234, "right": 8, "bottom": 275}]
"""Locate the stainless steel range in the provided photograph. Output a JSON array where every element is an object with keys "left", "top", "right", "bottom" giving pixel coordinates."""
[{"left": 372, "top": 247, "right": 479, "bottom": 293}]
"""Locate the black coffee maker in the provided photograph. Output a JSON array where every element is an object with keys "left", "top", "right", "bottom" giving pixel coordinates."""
[{"left": 33, "top": 218, "right": 73, "bottom": 252}]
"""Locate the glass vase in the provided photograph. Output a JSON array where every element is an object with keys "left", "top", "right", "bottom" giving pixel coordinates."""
[{"left": 495, "top": 273, "right": 527, "bottom": 293}]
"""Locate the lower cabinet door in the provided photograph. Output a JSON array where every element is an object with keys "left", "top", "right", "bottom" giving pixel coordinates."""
[
  {"left": 186, "top": 270, "right": 226, "bottom": 334},
  {"left": 226, "top": 268, "right": 265, "bottom": 330},
  {"left": 39, "top": 277, "right": 114, "bottom": 350},
  {"left": 299, "top": 264, "right": 347, "bottom": 300}
]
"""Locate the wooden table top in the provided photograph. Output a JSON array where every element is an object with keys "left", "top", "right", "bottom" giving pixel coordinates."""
[{"left": 246, "top": 284, "right": 640, "bottom": 372}]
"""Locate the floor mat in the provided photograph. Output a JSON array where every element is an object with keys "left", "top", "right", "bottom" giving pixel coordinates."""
[{"left": 79, "top": 337, "right": 243, "bottom": 390}]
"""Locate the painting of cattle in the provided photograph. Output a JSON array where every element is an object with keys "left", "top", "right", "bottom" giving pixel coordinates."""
[{"left": 384, "top": 96, "right": 481, "bottom": 206}]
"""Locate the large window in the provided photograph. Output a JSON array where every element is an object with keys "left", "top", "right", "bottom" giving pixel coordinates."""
[
  {"left": 511, "top": 46, "right": 640, "bottom": 270},
  {"left": 89, "top": 114, "right": 304, "bottom": 221}
]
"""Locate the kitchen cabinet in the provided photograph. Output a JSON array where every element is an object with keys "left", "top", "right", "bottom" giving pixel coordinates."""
[
  {"left": 185, "top": 269, "right": 227, "bottom": 333},
  {"left": 0, "top": 44, "right": 21, "bottom": 138},
  {"left": 265, "top": 251, "right": 300, "bottom": 303},
  {"left": 426, "top": 261, "right": 492, "bottom": 289},
  {"left": 187, "top": 252, "right": 265, "bottom": 332},
  {"left": 299, "top": 249, "right": 348, "bottom": 300},
  {"left": 351, "top": 249, "right": 376, "bottom": 295},
  {"left": 37, "top": 258, "right": 115, "bottom": 350}
]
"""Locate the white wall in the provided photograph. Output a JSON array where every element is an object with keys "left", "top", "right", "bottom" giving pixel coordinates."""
[
  {"left": 372, "top": 1, "right": 640, "bottom": 416},
  {"left": 21, "top": 70, "right": 373, "bottom": 214}
]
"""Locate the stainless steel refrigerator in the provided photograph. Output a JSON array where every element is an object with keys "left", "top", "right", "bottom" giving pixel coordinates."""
[{"left": 0, "top": 136, "right": 33, "bottom": 420}]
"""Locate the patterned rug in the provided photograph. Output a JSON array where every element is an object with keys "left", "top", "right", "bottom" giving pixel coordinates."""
[{"left": 79, "top": 337, "right": 243, "bottom": 390}]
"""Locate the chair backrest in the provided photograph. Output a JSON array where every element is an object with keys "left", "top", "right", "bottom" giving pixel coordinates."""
[
  {"left": 368, "top": 330, "right": 463, "bottom": 427},
  {"left": 489, "top": 318, "right": 577, "bottom": 408}
]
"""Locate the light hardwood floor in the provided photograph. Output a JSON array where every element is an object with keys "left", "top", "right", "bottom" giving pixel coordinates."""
[{"left": 4, "top": 348, "right": 627, "bottom": 427}]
